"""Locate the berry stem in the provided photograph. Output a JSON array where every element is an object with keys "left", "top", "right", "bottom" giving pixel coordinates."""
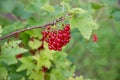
[{"left": 0, "top": 17, "right": 65, "bottom": 41}]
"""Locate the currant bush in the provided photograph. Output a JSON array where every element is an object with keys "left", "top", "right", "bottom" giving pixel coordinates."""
[{"left": 0, "top": 0, "right": 100, "bottom": 80}]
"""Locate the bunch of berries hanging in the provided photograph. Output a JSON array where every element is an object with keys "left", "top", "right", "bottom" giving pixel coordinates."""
[{"left": 41, "top": 24, "right": 71, "bottom": 51}]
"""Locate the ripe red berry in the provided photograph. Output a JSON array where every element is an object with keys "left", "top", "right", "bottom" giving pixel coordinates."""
[
  {"left": 49, "top": 46, "right": 53, "bottom": 50},
  {"left": 92, "top": 34, "right": 98, "bottom": 42},
  {"left": 58, "top": 30, "right": 63, "bottom": 34},
  {"left": 41, "top": 31, "right": 45, "bottom": 35},
  {"left": 16, "top": 54, "right": 23, "bottom": 59},
  {"left": 58, "top": 47, "right": 62, "bottom": 51},
  {"left": 42, "top": 66, "right": 48, "bottom": 73},
  {"left": 29, "top": 50, "right": 36, "bottom": 55},
  {"left": 46, "top": 26, "right": 51, "bottom": 30},
  {"left": 64, "top": 24, "right": 70, "bottom": 31}
]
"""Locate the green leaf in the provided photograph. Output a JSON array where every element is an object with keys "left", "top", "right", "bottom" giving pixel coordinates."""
[
  {"left": 33, "top": 51, "right": 53, "bottom": 70},
  {"left": 51, "top": 69, "right": 66, "bottom": 80},
  {"left": 41, "top": 3, "right": 55, "bottom": 12},
  {"left": 0, "top": 65, "right": 8, "bottom": 80},
  {"left": 68, "top": 75, "right": 88, "bottom": 80},
  {"left": 110, "top": 9, "right": 120, "bottom": 22},
  {"left": 68, "top": 8, "right": 86, "bottom": 14},
  {"left": 100, "top": 0, "right": 118, "bottom": 6},
  {"left": 2, "top": 21, "right": 25, "bottom": 35},
  {"left": 21, "top": 77, "right": 25, "bottom": 80},
  {"left": 9, "top": 71, "right": 26, "bottom": 80},
  {"left": 70, "top": 14, "right": 92, "bottom": 40},
  {"left": 91, "top": 21, "right": 99, "bottom": 30},
  {"left": 29, "top": 71, "right": 44, "bottom": 80},
  {"left": 0, "top": 0, "right": 16, "bottom": 13},
  {"left": 25, "top": 0, "right": 48, "bottom": 13},
  {"left": 25, "top": 29, "right": 42, "bottom": 38},
  {"left": 0, "top": 40, "right": 28, "bottom": 65},
  {"left": 78, "top": 19, "right": 92, "bottom": 40},
  {"left": 28, "top": 39, "right": 42, "bottom": 49},
  {"left": 60, "top": 1, "right": 70, "bottom": 10},
  {"left": 0, "top": 25, "right": 2, "bottom": 37},
  {"left": 69, "top": 8, "right": 98, "bottom": 40},
  {"left": 50, "top": 74, "right": 57, "bottom": 80},
  {"left": 53, "top": 52, "right": 68, "bottom": 67},
  {"left": 51, "top": 52, "right": 75, "bottom": 78},
  {"left": 70, "top": 15, "right": 79, "bottom": 29},
  {"left": 39, "top": 42, "right": 55, "bottom": 60},
  {"left": 16, "top": 56, "right": 35, "bottom": 75},
  {"left": 91, "top": 2, "right": 103, "bottom": 10},
  {"left": 12, "top": 2, "right": 31, "bottom": 18}
]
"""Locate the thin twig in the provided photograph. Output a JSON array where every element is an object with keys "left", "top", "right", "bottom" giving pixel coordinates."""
[
  {"left": 10, "top": 13, "right": 20, "bottom": 21},
  {"left": 0, "top": 17, "right": 65, "bottom": 41},
  {"left": 94, "top": 8, "right": 103, "bottom": 22}
]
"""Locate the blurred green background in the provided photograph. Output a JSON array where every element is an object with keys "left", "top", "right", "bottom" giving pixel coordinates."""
[
  {"left": 66, "top": 0, "right": 120, "bottom": 80},
  {"left": 0, "top": 0, "right": 120, "bottom": 80}
]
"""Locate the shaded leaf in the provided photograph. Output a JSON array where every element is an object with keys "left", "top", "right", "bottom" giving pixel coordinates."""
[
  {"left": 2, "top": 21, "right": 25, "bottom": 36},
  {"left": 0, "top": 0, "right": 16, "bottom": 13},
  {"left": 110, "top": 8, "right": 120, "bottom": 22},
  {"left": 91, "top": 2, "right": 103, "bottom": 10},
  {"left": 25, "top": 0, "right": 48, "bottom": 13},
  {"left": 13, "top": 2, "right": 31, "bottom": 18}
]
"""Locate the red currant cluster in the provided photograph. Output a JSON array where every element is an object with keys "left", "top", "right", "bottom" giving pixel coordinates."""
[{"left": 41, "top": 24, "right": 71, "bottom": 51}]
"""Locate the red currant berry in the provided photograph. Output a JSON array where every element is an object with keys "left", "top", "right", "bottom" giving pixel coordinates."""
[
  {"left": 58, "top": 30, "right": 63, "bottom": 34},
  {"left": 58, "top": 47, "right": 62, "bottom": 51},
  {"left": 92, "top": 34, "right": 98, "bottom": 42},
  {"left": 16, "top": 54, "right": 22, "bottom": 59}
]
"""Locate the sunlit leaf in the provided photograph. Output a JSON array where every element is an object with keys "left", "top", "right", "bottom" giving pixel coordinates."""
[
  {"left": 69, "top": 8, "right": 98, "bottom": 40},
  {"left": 0, "top": 25, "right": 2, "bottom": 37},
  {"left": 28, "top": 39, "right": 42, "bottom": 49},
  {"left": 0, "top": 40, "right": 28, "bottom": 65},
  {"left": 29, "top": 71, "right": 44, "bottom": 80},
  {"left": 0, "top": 65, "right": 8, "bottom": 80},
  {"left": 41, "top": 3, "right": 55, "bottom": 12},
  {"left": 16, "top": 56, "right": 35, "bottom": 75}
]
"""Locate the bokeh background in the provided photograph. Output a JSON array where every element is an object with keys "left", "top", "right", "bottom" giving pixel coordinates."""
[
  {"left": 0, "top": 0, "right": 120, "bottom": 80},
  {"left": 65, "top": 0, "right": 120, "bottom": 80}
]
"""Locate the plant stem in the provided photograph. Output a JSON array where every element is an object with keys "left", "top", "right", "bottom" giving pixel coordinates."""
[
  {"left": 0, "top": 17, "right": 65, "bottom": 41},
  {"left": 95, "top": 8, "right": 103, "bottom": 22},
  {"left": 10, "top": 13, "right": 20, "bottom": 21}
]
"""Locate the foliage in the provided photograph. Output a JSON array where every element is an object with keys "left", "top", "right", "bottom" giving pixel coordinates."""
[
  {"left": 0, "top": 0, "right": 120, "bottom": 80},
  {"left": 0, "top": 41, "right": 28, "bottom": 65}
]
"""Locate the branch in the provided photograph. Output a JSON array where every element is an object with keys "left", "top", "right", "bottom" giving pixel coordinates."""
[{"left": 0, "top": 17, "right": 65, "bottom": 41}]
